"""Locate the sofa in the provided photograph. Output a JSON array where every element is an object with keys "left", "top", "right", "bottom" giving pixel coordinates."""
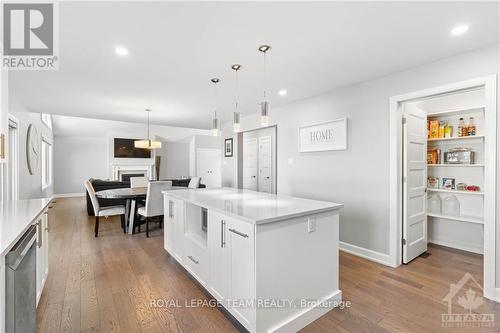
[{"left": 86, "top": 178, "right": 205, "bottom": 216}]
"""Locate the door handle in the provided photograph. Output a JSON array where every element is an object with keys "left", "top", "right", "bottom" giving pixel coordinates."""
[
  {"left": 37, "top": 220, "right": 42, "bottom": 248},
  {"left": 188, "top": 255, "right": 199, "bottom": 264},
  {"left": 221, "top": 220, "right": 226, "bottom": 248},
  {"left": 44, "top": 211, "right": 49, "bottom": 232},
  {"left": 229, "top": 228, "right": 249, "bottom": 238},
  {"left": 265, "top": 177, "right": 270, "bottom": 179}
]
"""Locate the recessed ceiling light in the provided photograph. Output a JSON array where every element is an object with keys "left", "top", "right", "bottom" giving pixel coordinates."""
[
  {"left": 278, "top": 89, "right": 287, "bottom": 96},
  {"left": 450, "top": 24, "right": 469, "bottom": 36},
  {"left": 115, "top": 46, "right": 128, "bottom": 56}
]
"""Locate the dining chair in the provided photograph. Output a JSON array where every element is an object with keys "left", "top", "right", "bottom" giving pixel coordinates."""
[
  {"left": 84, "top": 180, "right": 126, "bottom": 237},
  {"left": 130, "top": 176, "right": 149, "bottom": 188},
  {"left": 188, "top": 177, "right": 201, "bottom": 189},
  {"left": 137, "top": 181, "right": 173, "bottom": 237}
]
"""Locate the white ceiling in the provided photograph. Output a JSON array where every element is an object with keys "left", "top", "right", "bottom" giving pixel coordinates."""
[{"left": 10, "top": 1, "right": 500, "bottom": 129}]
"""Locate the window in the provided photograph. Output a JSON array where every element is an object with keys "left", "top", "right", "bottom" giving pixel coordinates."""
[
  {"left": 41, "top": 114, "right": 52, "bottom": 129},
  {"left": 41, "top": 138, "right": 52, "bottom": 190}
]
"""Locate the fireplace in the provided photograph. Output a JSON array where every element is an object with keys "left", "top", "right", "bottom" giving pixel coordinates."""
[
  {"left": 121, "top": 173, "right": 147, "bottom": 182},
  {"left": 111, "top": 164, "right": 154, "bottom": 181}
]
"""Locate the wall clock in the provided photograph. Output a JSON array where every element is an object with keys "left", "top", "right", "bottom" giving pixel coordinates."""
[{"left": 26, "top": 124, "right": 39, "bottom": 175}]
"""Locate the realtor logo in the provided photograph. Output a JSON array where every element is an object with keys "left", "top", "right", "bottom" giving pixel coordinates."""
[
  {"left": 2, "top": 2, "right": 58, "bottom": 69},
  {"left": 442, "top": 272, "right": 494, "bottom": 328}
]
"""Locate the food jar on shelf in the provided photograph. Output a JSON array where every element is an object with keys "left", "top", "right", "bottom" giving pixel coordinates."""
[
  {"left": 428, "top": 194, "right": 442, "bottom": 214},
  {"left": 442, "top": 195, "right": 460, "bottom": 217}
]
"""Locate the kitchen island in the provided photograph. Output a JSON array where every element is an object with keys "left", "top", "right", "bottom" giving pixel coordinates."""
[{"left": 163, "top": 188, "right": 343, "bottom": 333}]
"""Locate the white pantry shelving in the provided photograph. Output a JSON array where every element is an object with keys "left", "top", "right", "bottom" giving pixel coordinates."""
[
  {"left": 428, "top": 164, "right": 484, "bottom": 168},
  {"left": 427, "top": 213, "right": 483, "bottom": 225},
  {"left": 427, "top": 105, "right": 485, "bottom": 117},
  {"left": 427, "top": 188, "right": 484, "bottom": 196},
  {"left": 427, "top": 135, "right": 485, "bottom": 142}
]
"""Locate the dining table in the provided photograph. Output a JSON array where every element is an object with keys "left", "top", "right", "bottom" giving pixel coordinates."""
[{"left": 95, "top": 186, "right": 185, "bottom": 234}]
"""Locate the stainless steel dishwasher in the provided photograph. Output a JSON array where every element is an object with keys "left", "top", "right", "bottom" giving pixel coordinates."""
[{"left": 5, "top": 224, "right": 37, "bottom": 333}]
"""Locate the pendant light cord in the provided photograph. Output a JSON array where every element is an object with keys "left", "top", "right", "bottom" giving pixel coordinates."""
[
  {"left": 263, "top": 51, "right": 267, "bottom": 100},
  {"left": 235, "top": 69, "right": 239, "bottom": 112}
]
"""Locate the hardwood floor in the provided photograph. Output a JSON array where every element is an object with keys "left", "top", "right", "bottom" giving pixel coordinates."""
[{"left": 38, "top": 197, "right": 500, "bottom": 332}]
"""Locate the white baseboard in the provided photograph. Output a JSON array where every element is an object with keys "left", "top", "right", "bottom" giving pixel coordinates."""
[
  {"left": 494, "top": 288, "right": 500, "bottom": 303},
  {"left": 53, "top": 192, "right": 85, "bottom": 198},
  {"left": 270, "top": 290, "right": 342, "bottom": 333},
  {"left": 339, "top": 241, "right": 392, "bottom": 267},
  {"left": 429, "top": 238, "right": 483, "bottom": 255}
]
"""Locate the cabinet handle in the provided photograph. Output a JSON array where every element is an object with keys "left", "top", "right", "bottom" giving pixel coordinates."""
[
  {"left": 37, "top": 220, "right": 43, "bottom": 248},
  {"left": 221, "top": 220, "right": 226, "bottom": 248},
  {"left": 169, "top": 201, "right": 174, "bottom": 218},
  {"left": 188, "top": 255, "right": 199, "bottom": 264},
  {"left": 44, "top": 211, "right": 49, "bottom": 232},
  {"left": 229, "top": 228, "right": 249, "bottom": 238}
]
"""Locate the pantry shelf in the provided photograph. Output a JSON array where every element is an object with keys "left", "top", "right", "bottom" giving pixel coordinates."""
[
  {"left": 427, "top": 135, "right": 485, "bottom": 142},
  {"left": 427, "top": 213, "right": 484, "bottom": 225},
  {"left": 427, "top": 164, "right": 484, "bottom": 168},
  {"left": 427, "top": 106, "right": 485, "bottom": 117},
  {"left": 427, "top": 188, "right": 484, "bottom": 196}
]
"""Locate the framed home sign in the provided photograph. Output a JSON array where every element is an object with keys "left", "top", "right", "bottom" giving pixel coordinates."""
[
  {"left": 298, "top": 118, "right": 347, "bottom": 152},
  {"left": 224, "top": 138, "right": 233, "bottom": 157}
]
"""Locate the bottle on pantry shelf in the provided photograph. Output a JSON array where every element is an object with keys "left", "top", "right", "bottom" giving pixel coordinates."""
[
  {"left": 444, "top": 122, "right": 452, "bottom": 138},
  {"left": 438, "top": 121, "right": 445, "bottom": 138},
  {"left": 467, "top": 117, "right": 476, "bottom": 136},
  {"left": 458, "top": 117, "right": 465, "bottom": 137}
]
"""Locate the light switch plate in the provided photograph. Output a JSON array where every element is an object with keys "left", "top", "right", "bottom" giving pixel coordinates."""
[{"left": 307, "top": 217, "right": 316, "bottom": 233}]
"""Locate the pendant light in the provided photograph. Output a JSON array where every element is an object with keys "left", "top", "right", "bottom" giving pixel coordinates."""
[
  {"left": 134, "top": 109, "right": 162, "bottom": 149},
  {"left": 258, "top": 44, "right": 271, "bottom": 127},
  {"left": 232, "top": 64, "right": 242, "bottom": 132},
  {"left": 211, "top": 78, "right": 221, "bottom": 136}
]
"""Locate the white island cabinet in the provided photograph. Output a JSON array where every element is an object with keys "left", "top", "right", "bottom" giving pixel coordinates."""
[
  {"left": 163, "top": 188, "right": 343, "bottom": 333},
  {"left": 0, "top": 198, "right": 52, "bottom": 331}
]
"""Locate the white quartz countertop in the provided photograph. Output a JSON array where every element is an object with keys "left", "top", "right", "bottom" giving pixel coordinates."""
[
  {"left": 0, "top": 198, "right": 52, "bottom": 256},
  {"left": 163, "top": 188, "right": 343, "bottom": 224}
]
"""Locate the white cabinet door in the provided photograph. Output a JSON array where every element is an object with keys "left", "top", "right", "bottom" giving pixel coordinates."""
[
  {"left": 208, "top": 211, "right": 230, "bottom": 302},
  {"left": 196, "top": 148, "right": 222, "bottom": 188},
  {"left": 35, "top": 212, "right": 49, "bottom": 306},
  {"left": 228, "top": 218, "right": 255, "bottom": 327},
  {"left": 402, "top": 104, "right": 428, "bottom": 263},
  {"left": 258, "top": 136, "right": 272, "bottom": 193},
  {"left": 172, "top": 198, "right": 185, "bottom": 264},
  {"left": 243, "top": 138, "right": 258, "bottom": 191}
]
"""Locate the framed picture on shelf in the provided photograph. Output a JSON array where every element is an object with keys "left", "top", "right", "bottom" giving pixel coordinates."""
[
  {"left": 427, "top": 177, "right": 439, "bottom": 189},
  {"left": 224, "top": 138, "right": 233, "bottom": 157},
  {"left": 441, "top": 177, "right": 455, "bottom": 190}
]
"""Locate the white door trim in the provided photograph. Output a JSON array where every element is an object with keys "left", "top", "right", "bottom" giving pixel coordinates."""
[
  {"left": 7, "top": 114, "right": 19, "bottom": 200},
  {"left": 389, "top": 75, "right": 497, "bottom": 300}
]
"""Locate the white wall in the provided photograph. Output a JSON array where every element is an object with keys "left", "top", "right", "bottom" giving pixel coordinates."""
[
  {"left": 156, "top": 139, "right": 190, "bottom": 179},
  {"left": 51, "top": 116, "right": 212, "bottom": 194},
  {"left": 221, "top": 45, "right": 499, "bottom": 260},
  {"left": 9, "top": 96, "right": 54, "bottom": 199},
  {"left": 54, "top": 136, "right": 108, "bottom": 194}
]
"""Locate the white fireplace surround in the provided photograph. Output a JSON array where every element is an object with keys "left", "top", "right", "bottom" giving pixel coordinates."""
[{"left": 111, "top": 164, "right": 155, "bottom": 181}]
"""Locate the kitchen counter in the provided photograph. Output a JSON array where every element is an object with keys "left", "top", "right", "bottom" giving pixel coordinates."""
[
  {"left": 163, "top": 187, "right": 343, "bottom": 224},
  {"left": 0, "top": 198, "right": 52, "bottom": 256}
]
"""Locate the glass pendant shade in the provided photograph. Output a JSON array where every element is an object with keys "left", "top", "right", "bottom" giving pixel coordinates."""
[
  {"left": 134, "top": 140, "right": 162, "bottom": 149},
  {"left": 260, "top": 101, "right": 269, "bottom": 127},
  {"left": 134, "top": 109, "right": 162, "bottom": 149},
  {"left": 233, "top": 112, "right": 241, "bottom": 132},
  {"left": 212, "top": 112, "right": 220, "bottom": 136}
]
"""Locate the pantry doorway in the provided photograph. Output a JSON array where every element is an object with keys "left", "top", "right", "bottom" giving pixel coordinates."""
[{"left": 388, "top": 75, "right": 497, "bottom": 300}]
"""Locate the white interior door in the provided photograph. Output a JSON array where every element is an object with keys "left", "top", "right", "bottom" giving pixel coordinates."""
[
  {"left": 196, "top": 148, "right": 221, "bottom": 188},
  {"left": 258, "top": 136, "right": 272, "bottom": 193},
  {"left": 243, "top": 138, "right": 258, "bottom": 191},
  {"left": 402, "top": 104, "right": 428, "bottom": 264}
]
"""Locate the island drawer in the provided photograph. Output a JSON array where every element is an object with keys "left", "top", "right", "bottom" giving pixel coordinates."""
[{"left": 184, "top": 237, "right": 208, "bottom": 286}]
